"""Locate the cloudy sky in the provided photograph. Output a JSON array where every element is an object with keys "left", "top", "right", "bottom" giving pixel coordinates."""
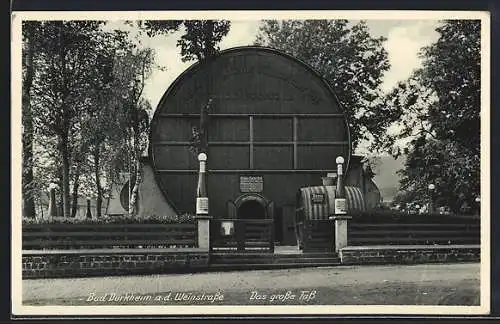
[{"left": 135, "top": 19, "right": 440, "bottom": 113}]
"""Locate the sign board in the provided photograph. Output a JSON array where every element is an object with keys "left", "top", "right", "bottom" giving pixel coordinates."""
[
  {"left": 311, "top": 193, "right": 325, "bottom": 204},
  {"left": 220, "top": 221, "right": 235, "bottom": 236},
  {"left": 196, "top": 197, "right": 209, "bottom": 215},
  {"left": 334, "top": 198, "right": 347, "bottom": 215},
  {"left": 240, "top": 176, "right": 264, "bottom": 193}
]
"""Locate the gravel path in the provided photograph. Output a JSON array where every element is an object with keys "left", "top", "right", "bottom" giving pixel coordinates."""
[{"left": 22, "top": 263, "right": 480, "bottom": 305}]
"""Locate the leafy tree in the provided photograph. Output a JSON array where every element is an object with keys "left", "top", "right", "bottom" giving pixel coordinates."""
[
  {"left": 69, "top": 138, "right": 88, "bottom": 218},
  {"left": 379, "top": 20, "right": 481, "bottom": 214},
  {"left": 63, "top": 29, "right": 157, "bottom": 218},
  {"left": 255, "top": 20, "right": 391, "bottom": 149},
  {"left": 140, "top": 20, "right": 231, "bottom": 62},
  {"left": 29, "top": 21, "right": 122, "bottom": 218},
  {"left": 102, "top": 46, "right": 155, "bottom": 216},
  {"left": 22, "top": 20, "right": 158, "bottom": 219},
  {"left": 372, "top": 75, "right": 436, "bottom": 156},
  {"left": 419, "top": 20, "right": 481, "bottom": 155},
  {"left": 31, "top": 134, "right": 60, "bottom": 217},
  {"left": 74, "top": 31, "right": 141, "bottom": 218},
  {"left": 21, "top": 21, "right": 40, "bottom": 218}
]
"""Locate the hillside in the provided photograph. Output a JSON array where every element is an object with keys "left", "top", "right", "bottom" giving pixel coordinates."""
[{"left": 371, "top": 155, "right": 406, "bottom": 203}]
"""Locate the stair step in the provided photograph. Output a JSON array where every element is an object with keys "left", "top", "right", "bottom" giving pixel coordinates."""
[
  {"left": 211, "top": 252, "right": 336, "bottom": 257},
  {"left": 210, "top": 259, "right": 339, "bottom": 265},
  {"left": 273, "top": 253, "right": 337, "bottom": 258},
  {"left": 273, "top": 258, "right": 340, "bottom": 263},
  {"left": 211, "top": 258, "right": 274, "bottom": 264},
  {"left": 210, "top": 256, "right": 340, "bottom": 265},
  {"left": 211, "top": 253, "right": 274, "bottom": 256},
  {"left": 208, "top": 262, "right": 341, "bottom": 271}
]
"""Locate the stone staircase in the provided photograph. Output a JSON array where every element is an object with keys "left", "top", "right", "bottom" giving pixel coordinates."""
[{"left": 208, "top": 251, "right": 341, "bottom": 271}]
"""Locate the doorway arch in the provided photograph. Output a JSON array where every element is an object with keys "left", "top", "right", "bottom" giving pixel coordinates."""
[
  {"left": 233, "top": 193, "right": 271, "bottom": 219},
  {"left": 238, "top": 199, "right": 266, "bottom": 219}
]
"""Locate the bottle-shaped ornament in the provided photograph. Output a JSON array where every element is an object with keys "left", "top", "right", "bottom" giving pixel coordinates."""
[
  {"left": 196, "top": 152, "right": 209, "bottom": 215},
  {"left": 334, "top": 156, "right": 347, "bottom": 215}
]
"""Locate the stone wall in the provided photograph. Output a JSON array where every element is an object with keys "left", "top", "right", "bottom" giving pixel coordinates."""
[
  {"left": 22, "top": 249, "right": 209, "bottom": 279},
  {"left": 339, "top": 245, "right": 480, "bottom": 265}
]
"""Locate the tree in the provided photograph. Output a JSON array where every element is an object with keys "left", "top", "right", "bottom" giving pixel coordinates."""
[
  {"left": 378, "top": 20, "right": 481, "bottom": 214},
  {"left": 30, "top": 21, "right": 120, "bottom": 218},
  {"left": 29, "top": 133, "right": 60, "bottom": 218},
  {"left": 372, "top": 75, "right": 436, "bottom": 157},
  {"left": 21, "top": 21, "right": 40, "bottom": 218},
  {"left": 73, "top": 31, "right": 131, "bottom": 218},
  {"left": 419, "top": 20, "right": 481, "bottom": 155},
  {"left": 139, "top": 20, "right": 231, "bottom": 62},
  {"left": 69, "top": 136, "right": 89, "bottom": 218},
  {"left": 22, "top": 21, "right": 158, "bottom": 219},
  {"left": 102, "top": 46, "right": 155, "bottom": 216},
  {"left": 255, "top": 20, "right": 391, "bottom": 149}
]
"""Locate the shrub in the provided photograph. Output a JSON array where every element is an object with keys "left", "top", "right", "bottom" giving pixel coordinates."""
[
  {"left": 22, "top": 213, "right": 196, "bottom": 225},
  {"left": 349, "top": 210, "right": 479, "bottom": 224}
]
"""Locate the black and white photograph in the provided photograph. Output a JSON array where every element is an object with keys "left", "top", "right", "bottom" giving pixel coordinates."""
[{"left": 11, "top": 10, "right": 490, "bottom": 316}]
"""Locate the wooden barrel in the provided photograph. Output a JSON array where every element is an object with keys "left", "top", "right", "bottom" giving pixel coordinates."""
[
  {"left": 345, "top": 186, "right": 366, "bottom": 212},
  {"left": 297, "top": 185, "right": 366, "bottom": 221},
  {"left": 149, "top": 46, "right": 351, "bottom": 219},
  {"left": 294, "top": 185, "right": 366, "bottom": 249}
]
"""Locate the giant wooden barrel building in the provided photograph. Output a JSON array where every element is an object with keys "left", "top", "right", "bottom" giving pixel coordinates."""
[{"left": 149, "top": 46, "right": 378, "bottom": 246}]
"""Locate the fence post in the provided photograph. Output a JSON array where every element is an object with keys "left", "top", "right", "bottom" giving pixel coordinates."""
[
  {"left": 195, "top": 152, "right": 211, "bottom": 251},
  {"left": 330, "top": 156, "right": 350, "bottom": 252},
  {"left": 196, "top": 216, "right": 211, "bottom": 251},
  {"left": 330, "top": 215, "right": 352, "bottom": 252}
]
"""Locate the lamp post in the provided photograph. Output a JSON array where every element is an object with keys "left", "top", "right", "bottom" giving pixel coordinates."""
[
  {"left": 428, "top": 183, "right": 435, "bottom": 214},
  {"left": 475, "top": 196, "right": 480, "bottom": 216},
  {"left": 195, "top": 152, "right": 211, "bottom": 251},
  {"left": 329, "top": 156, "right": 350, "bottom": 253},
  {"left": 196, "top": 152, "right": 209, "bottom": 216},
  {"left": 334, "top": 156, "right": 346, "bottom": 215}
]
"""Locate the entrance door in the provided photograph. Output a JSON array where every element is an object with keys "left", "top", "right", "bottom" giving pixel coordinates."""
[
  {"left": 238, "top": 199, "right": 266, "bottom": 219},
  {"left": 211, "top": 194, "right": 275, "bottom": 252}
]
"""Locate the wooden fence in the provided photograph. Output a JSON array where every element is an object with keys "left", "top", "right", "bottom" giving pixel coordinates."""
[
  {"left": 22, "top": 223, "right": 198, "bottom": 250},
  {"left": 210, "top": 219, "right": 274, "bottom": 253},
  {"left": 299, "top": 220, "right": 335, "bottom": 252},
  {"left": 348, "top": 213, "right": 480, "bottom": 246}
]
